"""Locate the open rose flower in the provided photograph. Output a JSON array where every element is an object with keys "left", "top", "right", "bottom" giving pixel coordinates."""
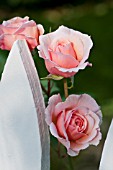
[
  {"left": 0, "top": 16, "right": 44, "bottom": 50},
  {"left": 45, "top": 93, "right": 102, "bottom": 156},
  {"left": 38, "top": 26, "right": 93, "bottom": 78}
]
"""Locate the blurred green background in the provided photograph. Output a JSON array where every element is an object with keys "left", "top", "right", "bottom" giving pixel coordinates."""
[{"left": 0, "top": 0, "right": 113, "bottom": 169}]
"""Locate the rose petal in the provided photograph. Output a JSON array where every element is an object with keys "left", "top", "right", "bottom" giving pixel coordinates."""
[
  {"left": 77, "top": 94, "right": 101, "bottom": 114},
  {"left": 58, "top": 138, "right": 70, "bottom": 150},
  {"left": 37, "top": 24, "right": 44, "bottom": 35},
  {"left": 88, "top": 110, "right": 100, "bottom": 129},
  {"left": 50, "top": 51, "right": 79, "bottom": 69},
  {"left": 14, "top": 24, "right": 38, "bottom": 37},
  {"left": 0, "top": 34, "right": 25, "bottom": 50},
  {"left": 65, "top": 110, "right": 73, "bottom": 129},
  {"left": 78, "top": 33, "right": 93, "bottom": 64},
  {"left": 38, "top": 34, "right": 52, "bottom": 59},
  {"left": 67, "top": 125, "right": 86, "bottom": 140},
  {"left": 50, "top": 123, "right": 70, "bottom": 149},
  {"left": 55, "top": 42, "right": 77, "bottom": 59},
  {"left": 76, "top": 129, "right": 98, "bottom": 144},
  {"left": 70, "top": 141, "right": 89, "bottom": 152},
  {"left": 56, "top": 110, "right": 69, "bottom": 140},
  {"left": 0, "top": 25, "right": 17, "bottom": 34},
  {"left": 84, "top": 114, "right": 95, "bottom": 134},
  {"left": 45, "top": 59, "right": 75, "bottom": 77},
  {"left": 45, "top": 94, "right": 62, "bottom": 125},
  {"left": 67, "top": 148, "right": 79, "bottom": 156},
  {"left": 56, "top": 61, "right": 89, "bottom": 73},
  {"left": 2, "top": 16, "right": 29, "bottom": 27},
  {"left": 89, "top": 130, "right": 102, "bottom": 146},
  {"left": 55, "top": 95, "right": 81, "bottom": 116},
  {"left": 50, "top": 122, "right": 60, "bottom": 138}
]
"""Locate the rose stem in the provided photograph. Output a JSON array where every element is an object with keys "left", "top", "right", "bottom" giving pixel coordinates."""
[
  {"left": 57, "top": 141, "right": 61, "bottom": 157},
  {"left": 47, "top": 80, "right": 51, "bottom": 98},
  {"left": 41, "top": 83, "right": 48, "bottom": 96},
  {"left": 64, "top": 78, "right": 68, "bottom": 98},
  {"left": 68, "top": 156, "right": 74, "bottom": 170}
]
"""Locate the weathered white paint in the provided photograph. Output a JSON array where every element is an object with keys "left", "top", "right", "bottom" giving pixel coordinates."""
[
  {"left": 99, "top": 119, "right": 113, "bottom": 170},
  {"left": 0, "top": 40, "right": 50, "bottom": 170}
]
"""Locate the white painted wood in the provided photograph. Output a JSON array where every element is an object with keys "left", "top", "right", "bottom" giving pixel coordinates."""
[
  {"left": 99, "top": 119, "right": 113, "bottom": 170},
  {"left": 0, "top": 40, "right": 50, "bottom": 170}
]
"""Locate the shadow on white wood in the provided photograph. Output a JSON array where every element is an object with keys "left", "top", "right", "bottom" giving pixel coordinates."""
[
  {"left": 99, "top": 119, "right": 113, "bottom": 170},
  {"left": 0, "top": 40, "right": 50, "bottom": 170}
]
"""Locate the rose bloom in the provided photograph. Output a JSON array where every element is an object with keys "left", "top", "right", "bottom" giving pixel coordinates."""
[
  {"left": 38, "top": 26, "right": 93, "bottom": 78},
  {"left": 45, "top": 94, "right": 102, "bottom": 156},
  {"left": 0, "top": 16, "right": 44, "bottom": 50}
]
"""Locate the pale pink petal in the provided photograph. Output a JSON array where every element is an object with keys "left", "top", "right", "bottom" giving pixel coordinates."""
[
  {"left": 55, "top": 95, "right": 81, "bottom": 116},
  {"left": 56, "top": 26, "right": 92, "bottom": 62},
  {"left": 0, "top": 25, "right": 17, "bottom": 34},
  {"left": 45, "top": 94, "right": 62, "bottom": 125},
  {"left": 67, "top": 148, "right": 79, "bottom": 156},
  {"left": 77, "top": 33, "right": 93, "bottom": 64},
  {"left": 0, "top": 34, "right": 38, "bottom": 50},
  {"left": 51, "top": 68, "right": 75, "bottom": 78},
  {"left": 67, "top": 125, "right": 86, "bottom": 140},
  {"left": 77, "top": 94, "right": 101, "bottom": 114},
  {"left": 48, "top": 26, "right": 70, "bottom": 50},
  {"left": 70, "top": 141, "right": 89, "bottom": 152},
  {"left": 45, "top": 59, "right": 75, "bottom": 77},
  {"left": 84, "top": 114, "right": 95, "bottom": 134},
  {"left": 37, "top": 24, "right": 44, "bottom": 35},
  {"left": 68, "top": 30, "right": 84, "bottom": 61},
  {"left": 14, "top": 23, "right": 38, "bottom": 36},
  {"left": 50, "top": 122, "right": 61, "bottom": 138},
  {"left": 0, "top": 34, "right": 23, "bottom": 50},
  {"left": 0, "top": 20, "right": 36, "bottom": 35},
  {"left": 38, "top": 34, "right": 52, "bottom": 59},
  {"left": 50, "top": 51, "right": 79, "bottom": 68},
  {"left": 25, "top": 36, "right": 38, "bottom": 49},
  {"left": 50, "top": 123, "right": 70, "bottom": 149},
  {"left": 56, "top": 61, "right": 89, "bottom": 73},
  {"left": 55, "top": 43, "right": 77, "bottom": 59},
  {"left": 73, "top": 106, "right": 89, "bottom": 116},
  {"left": 58, "top": 138, "right": 70, "bottom": 150},
  {"left": 65, "top": 110, "right": 73, "bottom": 129},
  {"left": 48, "top": 26, "right": 83, "bottom": 62},
  {"left": 56, "top": 111, "right": 65, "bottom": 138},
  {"left": 96, "top": 110, "right": 102, "bottom": 124},
  {"left": 76, "top": 129, "right": 98, "bottom": 144},
  {"left": 56, "top": 110, "right": 69, "bottom": 140},
  {"left": 89, "top": 130, "right": 102, "bottom": 146},
  {"left": 88, "top": 110, "right": 100, "bottom": 129},
  {"left": 50, "top": 123, "right": 70, "bottom": 150},
  {"left": 3, "top": 16, "right": 29, "bottom": 27}
]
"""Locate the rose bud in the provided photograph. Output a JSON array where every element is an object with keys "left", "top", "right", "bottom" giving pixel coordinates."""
[{"left": 38, "top": 26, "right": 93, "bottom": 78}]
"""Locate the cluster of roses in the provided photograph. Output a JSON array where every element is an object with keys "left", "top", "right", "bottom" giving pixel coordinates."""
[{"left": 0, "top": 16, "right": 102, "bottom": 156}]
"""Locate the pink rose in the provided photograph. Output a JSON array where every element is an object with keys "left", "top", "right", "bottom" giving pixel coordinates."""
[
  {"left": 45, "top": 94, "right": 102, "bottom": 156},
  {"left": 38, "top": 26, "right": 93, "bottom": 78},
  {"left": 0, "top": 16, "right": 44, "bottom": 50}
]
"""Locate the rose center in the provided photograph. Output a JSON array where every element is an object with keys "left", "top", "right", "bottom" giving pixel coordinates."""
[
  {"left": 70, "top": 113, "right": 87, "bottom": 133},
  {"left": 55, "top": 42, "right": 77, "bottom": 59}
]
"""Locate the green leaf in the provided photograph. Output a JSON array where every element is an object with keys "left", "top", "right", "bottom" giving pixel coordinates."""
[
  {"left": 49, "top": 27, "right": 52, "bottom": 33},
  {"left": 41, "top": 74, "right": 64, "bottom": 81}
]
